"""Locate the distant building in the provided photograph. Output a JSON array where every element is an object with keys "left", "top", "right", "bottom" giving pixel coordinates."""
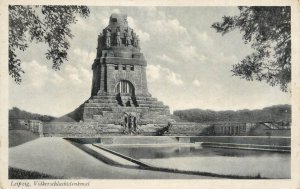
[
  {"left": 213, "top": 122, "right": 290, "bottom": 136},
  {"left": 28, "top": 120, "right": 43, "bottom": 133},
  {"left": 9, "top": 119, "right": 43, "bottom": 136},
  {"left": 213, "top": 122, "right": 255, "bottom": 136}
]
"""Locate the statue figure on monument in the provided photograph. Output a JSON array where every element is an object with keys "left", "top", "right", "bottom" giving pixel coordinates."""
[
  {"left": 116, "top": 28, "right": 121, "bottom": 47},
  {"left": 98, "top": 33, "right": 103, "bottom": 45},
  {"left": 125, "top": 28, "right": 131, "bottom": 47},
  {"left": 133, "top": 116, "right": 137, "bottom": 132},
  {"left": 105, "top": 29, "right": 111, "bottom": 48},
  {"left": 132, "top": 32, "right": 138, "bottom": 48},
  {"left": 136, "top": 35, "right": 140, "bottom": 49},
  {"left": 122, "top": 114, "right": 128, "bottom": 134},
  {"left": 128, "top": 115, "right": 132, "bottom": 134}
]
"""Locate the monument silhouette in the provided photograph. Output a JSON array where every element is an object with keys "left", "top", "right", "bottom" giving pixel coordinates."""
[{"left": 83, "top": 13, "right": 173, "bottom": 132}]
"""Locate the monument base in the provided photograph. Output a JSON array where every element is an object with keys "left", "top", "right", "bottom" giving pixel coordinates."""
[{"left": 83, "top": 93, "right": 174, "bottom": 127}]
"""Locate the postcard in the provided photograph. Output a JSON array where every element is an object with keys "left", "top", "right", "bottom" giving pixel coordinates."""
[{"left": 1, "top": 1, "right": 300, "bottom": 189}]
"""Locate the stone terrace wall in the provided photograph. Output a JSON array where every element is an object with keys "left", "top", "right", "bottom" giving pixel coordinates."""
[
  {"left": 42, "top": 121, "right": 290, "bottom": 137},
  {"left": 43, "top": 122, "right": 101, "bottom": 137},
  {"left": 190, "top": 136, "right": 291, "bottom": 146},
  {"left": 167, "top": 122, "right": 210, "bottom": 136},
  {"left": 42, "top": 121, "right": 211, "bottom": 137},
  {"left": 43, "top": 122, "right": 167, "bottom": 137},
  {"left": 249, "top": 127, "right": 291, "bottom": 136},
  {"left": 265, "top": 129, "right": 291, "bottom": 136}
]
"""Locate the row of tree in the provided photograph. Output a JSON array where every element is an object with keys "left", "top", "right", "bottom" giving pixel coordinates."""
[
  {"left": 9, "top": 107, "right": 55, "bottom": 122},
  {"left": 173, "top": 104, "right": 291, "bottom": 123}
]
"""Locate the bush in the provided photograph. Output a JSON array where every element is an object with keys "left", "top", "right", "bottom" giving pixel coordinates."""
[{"left": 9, "top": 167, "right": 61, "bottom": 179}]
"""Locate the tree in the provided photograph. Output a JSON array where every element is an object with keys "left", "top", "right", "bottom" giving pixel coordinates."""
[
  {"left": 9, "top": 5, "right": 90, "bottom": 84},
  {"left": 9, "top": 106, "right": 56, "bottom": 121},
  {"left": 173, "top": 104, "right": 291, "bottom": 123},
  {"left": 212, "top": 6, "right": 291, "bottom": 92}
]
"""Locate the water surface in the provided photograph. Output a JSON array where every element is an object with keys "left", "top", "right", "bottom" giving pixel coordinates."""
[{"left": 107, "top": 145, "right": 290, "bottom": 178}]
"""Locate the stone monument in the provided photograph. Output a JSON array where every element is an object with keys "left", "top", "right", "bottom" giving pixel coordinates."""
[{"left": 83, "top": 13, "right": 173, "bottom": 133}]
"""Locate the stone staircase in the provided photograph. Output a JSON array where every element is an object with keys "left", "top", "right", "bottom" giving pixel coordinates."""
[{"left": 83, "top": 94, "right": 174, "bottom": 127}]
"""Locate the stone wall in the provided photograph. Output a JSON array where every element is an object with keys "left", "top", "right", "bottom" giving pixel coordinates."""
[
  {"left": 213, "top": 122, "right": 291, "bottom": 136},
  {"left": 190, "top": 136, "right": 291, "bottom": 146},
  {"left": 250, "top": 128, "right": 291, "bottom": 136},
  {"left": 91, "top": 63, "right": 101, "bottom": 96},
  {"left": 43, "top": 122, "right": 167, "bottom": 137},
  {"left": 167, "top": 122, "right": 210, "bottom": 136},
  {"left": 9, "top": 119, "right": 43, "bottom": 136},
  {"left": 213, "top": 122, "right": 255, "bottom": 136},
  {"left": 42, "top": 121, "right": 290, "bottom": 137},
  {"left": 43, "top": 122, "right": 101, "bottom": 137},
  {"left": 107, "top": 63, "right": 148, "bottom": 95},
  {"left": 44, "top": 122, "right": 205, "bottom": 137},
  {"left": 28, "top": 120, "right": 43, "bottom": 136}
]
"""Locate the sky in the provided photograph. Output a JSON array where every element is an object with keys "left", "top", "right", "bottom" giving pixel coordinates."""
[{"left": 9, "top": 6, "right": 291, "bottom": 117}]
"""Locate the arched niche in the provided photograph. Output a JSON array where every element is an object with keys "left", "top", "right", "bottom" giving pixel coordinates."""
[{"left": 114, "top": 80, "right": 135, "bottom": 96}]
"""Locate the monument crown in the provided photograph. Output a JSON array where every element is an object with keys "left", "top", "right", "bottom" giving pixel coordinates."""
[
  {"left": 109, "top": 13, "right": 128, "bottom": 27},
  {"left": 97, "top": 13, "right": 140, "bottom": 53}
]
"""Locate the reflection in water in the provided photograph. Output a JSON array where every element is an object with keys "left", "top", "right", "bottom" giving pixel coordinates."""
[{"left": 107, "top": 145, "right": 290, "bottom": 178}]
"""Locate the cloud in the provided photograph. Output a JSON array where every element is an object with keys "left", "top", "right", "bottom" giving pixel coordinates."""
[
  {"left": 129, "top": 10, "right": 206, "bottom": 66},
  {"left": 195, "top": 31, "right": 214, "bottom": 44},
  {"left": 147, "top": 64, "right": 183, "bottom": 85},
  {"left": 72, "top": 48, "right": 96, "bottom": 65},
  {"left": 152, "top": 19, "right": 187, "bottom": 34},
  {"left": 130, "top": 10, "right": 190, "bottom": 47},
  {"left": 193, "top": 79, "right": 201, "bottom": 87},
  {"left": 101, "top": 18, "right": 110, "bottom": 28},
  {"left": 65, "top": 65, "right": 81, "bottom": 82},
  {"left": 126, "top": 16, "right": 134, "bottom": 26},
  {"left": 147, "top": 64, "right": 162, "bottom": 81},
  {"left": 24, "top": 61, "right": 48, "bottom": 88},
  {"left": 156, "top": 54, "right": 175, "bottom": 64},
  {"left": 136, "top": 30, "right": 150, "bottom": 42},
  {"left": 208, "top": 52, "right": 239, "bottom": 67},
  {"left": 23, "top": 60, "right": 65, "bottom": 88},
  {"left": 166, "top": 71, "right": 183, "bottom": 85},
  {"left": 112, "top": 8, "right": 121, "bottom": 14},
  {"left": 176, "top": 44, "right": 207, "bottom": 63},
  {"left": 198, "top": 32, "right": 210, "bottom": 41},
  {"left": 127, "top": 16, "right": 150, "bottom": 42},
  {"left": 61, "top": 48, "right": 95, "bottom": 84}
]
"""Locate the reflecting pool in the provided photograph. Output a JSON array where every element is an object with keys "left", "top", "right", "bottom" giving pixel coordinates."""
[{"left": 107, "top": 145, "right": 290, "bottom": 178}]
